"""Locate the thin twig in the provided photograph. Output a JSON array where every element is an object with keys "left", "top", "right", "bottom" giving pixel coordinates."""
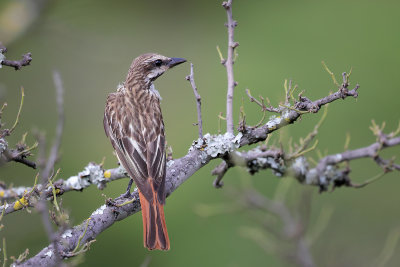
[
  {"left": 185, "top": 63, "right": 203, "bottom": 138},
  {"left": 216, "top": 45, "right": 226, "bottom": 65},
  {"left": 287, "top": 105, "right": 329, "bottom": 159},
  {"left": 212, "top": 160, "right": 229, "bottom": 188},
  {"left": 246, "top": 88, "right": 264, "bottom": 108},
  {"left": 139, "top": 256, "right": 152, "bottom": 267},
  {"left": 71, "top": 218, "right": 91, "bottom": 254},
  {"left": 2, "top": 238, "right": 7, "bottom": 267},
  {"left": 321, "top": 61, "right": 339, "bottom": 87},
  {"left": 374, "top": 227, "right": 400, "bottom": 267},
  {"left": 222, "top": 0, "right": 239, "bottom": 134},
  {"left": 9, "top": 87, "right": 25, "bottom": 134},
  {"left": 245, "top": 89, "right": 280, "bottom": 113}
]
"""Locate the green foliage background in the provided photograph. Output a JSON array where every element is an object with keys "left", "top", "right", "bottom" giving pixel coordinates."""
[{"left": 0, "top": 0, "right": 399, "bottom": 266}]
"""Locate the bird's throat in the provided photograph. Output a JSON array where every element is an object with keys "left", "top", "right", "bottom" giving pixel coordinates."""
[{"left": 149, "top": 83, "right": 162, "bottom": 100}]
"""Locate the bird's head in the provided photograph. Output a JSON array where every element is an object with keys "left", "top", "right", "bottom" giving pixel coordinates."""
[{"left": 127, "top": 53, "right": 186, "bottom": 87}]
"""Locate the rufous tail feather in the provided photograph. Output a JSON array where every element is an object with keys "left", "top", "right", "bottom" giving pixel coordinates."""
[{"left": 139, "top": 188, "right": 170, "bottom": 250}]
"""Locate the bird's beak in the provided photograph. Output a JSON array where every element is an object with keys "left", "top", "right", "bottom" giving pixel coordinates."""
[{"left": 168, "top": 57, "right": 186, "bottom": 68}]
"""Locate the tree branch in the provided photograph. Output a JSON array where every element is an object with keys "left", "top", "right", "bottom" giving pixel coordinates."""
[
  {"left": 316, "top": 137, "right": 400, "bottom": 174},
  {"left": 0, "top": 88, "right": 37, "bottom": 169},
  {"left": 245, "top": 89, "right": 280, "bottom": 113},
  {"left": 35, "top": 71, "right": 65, "bottom": 264},
  {"left": 240, "top": 82, "right": 359, "bottom": 146},
  {"left": 0, "top": 140, "right": 37, "bottom": 169},
  {"left": 19, "top": 80, "right": 365, "bottom": 265},
  {"left": 185, "top": 63, "right": 203, "bottom": 138},
  {"left": 0, "top": 44, "right": 32, "bottom": 70},
  {"left": 213, "top": 134, "right": 400, "bottom": 192},
  {"left": 0, "top": 164, "right": 128, "bottom": 216},
  {"left": 222, "top": 0, "right": 239, "bottom": 134}
]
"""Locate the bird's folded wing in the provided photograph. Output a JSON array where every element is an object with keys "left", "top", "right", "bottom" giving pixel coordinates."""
[
  {"left": 146, "top": 134, "right": 166, "bottom": 203},
  {"left": 103, "top": 95, "right": 166, "bottom": 201}
]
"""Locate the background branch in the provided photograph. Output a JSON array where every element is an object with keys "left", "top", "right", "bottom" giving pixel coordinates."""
[
  {"left": 35, "top": 71, "right": 65, "bottom": 264},
  {"left": 0, "top": 44, "right": 32, "bottom": 70}
]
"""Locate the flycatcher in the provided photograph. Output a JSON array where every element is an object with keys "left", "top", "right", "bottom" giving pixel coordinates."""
[{"left": 104, "top": 53, "right": 186, "bottom": 250}]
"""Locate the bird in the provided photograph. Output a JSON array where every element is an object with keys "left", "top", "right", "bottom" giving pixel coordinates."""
[{"left": 103, "top": 53, "right": 186, "bottom": 250}]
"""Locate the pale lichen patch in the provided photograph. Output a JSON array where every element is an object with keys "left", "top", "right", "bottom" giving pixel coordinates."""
[
  {"left": 92, "top": 204, "right": 106, "bottom": 215},
  {"left": 167, "top": 160, "right": 175, "bottom": 168},
  {"left": 245, "top": 147, "right": 285, "bottom": 176},
  {"left": 61, "top": 229, "right": 73, "bottom": 239},
  {"left": 64, "top": 163, "right": 106, "bottom": 190},
  {"left": 292, "top": 157, "right": 308, "bottom": 177},
  {"left": 45, "top": 250, "right": 53, "bottom": 258},
  {"left": 334, "top": 153, "right": 342, "bottom": 161},
  {"left": 189, "top": 132, "right": 243, "bottom": 163},
  {"left": 0, "top": 51, "right": 5, "bottom": 68}
]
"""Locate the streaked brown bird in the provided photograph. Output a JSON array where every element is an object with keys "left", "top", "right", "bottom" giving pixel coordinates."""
[{"left": 103, "top": 53, "right": 186, "bottom": 250}]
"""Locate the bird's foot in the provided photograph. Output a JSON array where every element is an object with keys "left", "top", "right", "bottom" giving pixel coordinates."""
[
  {"left": 115, "top": 179, "right": 134, "bottom": 200},
  {"left": 115, "top": 191, "right": 133, "bottom": 201}
]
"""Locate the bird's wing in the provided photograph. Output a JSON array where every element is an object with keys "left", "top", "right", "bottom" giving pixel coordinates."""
[
  {"left": 145, "top": 114, "right": 167, "bottom": 203},
  {"left": 104, "top": 92, "right": 166, "bottom": 202}
]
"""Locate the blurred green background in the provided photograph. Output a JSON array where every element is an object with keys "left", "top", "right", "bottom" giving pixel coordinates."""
[{"left": 1, "top": 0, "right": 399, "bottom": 266}]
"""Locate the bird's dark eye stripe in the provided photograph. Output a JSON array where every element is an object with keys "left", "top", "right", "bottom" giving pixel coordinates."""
[{"left": 154, "top": 59, "right": 163, "bottom": 67}]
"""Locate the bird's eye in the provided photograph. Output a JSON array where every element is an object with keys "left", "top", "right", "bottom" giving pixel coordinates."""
[{"left": 154, "top": 59, "right": 163, "bottom": 67}]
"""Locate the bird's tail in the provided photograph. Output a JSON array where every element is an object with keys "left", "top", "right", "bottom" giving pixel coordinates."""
[{"left": 138, "top": 187, "right": 170, "bottom": 250}]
